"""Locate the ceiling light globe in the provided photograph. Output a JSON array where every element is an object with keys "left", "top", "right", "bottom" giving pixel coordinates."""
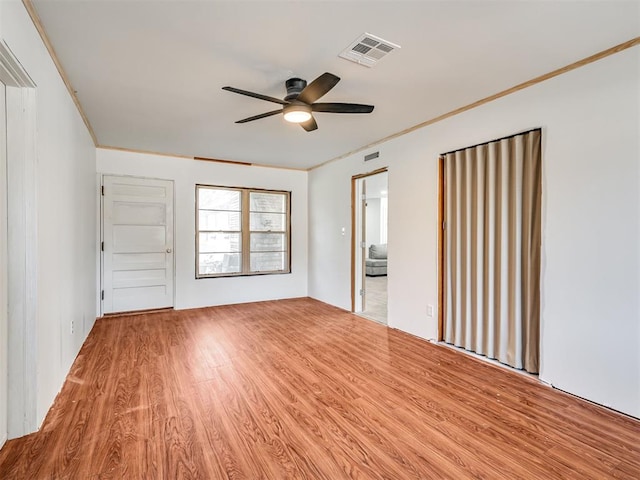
[{"left": 283, "top": 105, "right": 312, "bottom": 123}]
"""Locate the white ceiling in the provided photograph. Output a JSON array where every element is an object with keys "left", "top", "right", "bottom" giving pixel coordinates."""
[{"left": 31, "top": 1, "right": 639, "bottom": 170}]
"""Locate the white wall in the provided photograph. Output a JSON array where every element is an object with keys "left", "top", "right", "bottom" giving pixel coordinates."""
[
  {"left": 308, "top": 46, "right": 640, "bottom": 418},
  {"left": 0, "top": 1, "right": 97, "bottom": 427},
  {"left": 96, "top": 149, "right": 308, "bottom": 310}
]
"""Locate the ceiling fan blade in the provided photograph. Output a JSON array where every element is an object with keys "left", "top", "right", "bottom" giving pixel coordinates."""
[
  {"left": 222, "top": 86, "right": 288, "bottom": 105},
  {"left": 297, "top": 73, "right": 340, "bottom": 104},
  {"left": 312, "top": 103, "right": 374, "bottom": 114},
  {"left": 235, "top": 109, "right": 282, "bottom": 123},
  {"left": 300, "top": 116, "right": 318, "bottom": 132}
]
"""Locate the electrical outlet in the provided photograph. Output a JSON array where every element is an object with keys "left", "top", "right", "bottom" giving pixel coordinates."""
[{"left": 427, "top": 305, "right": 434, "bottom": 317}]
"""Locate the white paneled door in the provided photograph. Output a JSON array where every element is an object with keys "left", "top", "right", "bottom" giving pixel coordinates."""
[{"left": 102, "top": 175, "right": 174, "bottom": 314}]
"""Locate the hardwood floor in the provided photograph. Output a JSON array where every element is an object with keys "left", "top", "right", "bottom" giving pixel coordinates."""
[{"left": 0, "top": 297, "right": 638, "bottom": 479}]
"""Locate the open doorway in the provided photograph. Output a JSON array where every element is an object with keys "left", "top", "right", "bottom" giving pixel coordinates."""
[{"left": 352, "top": 169, "right": 388, "bottom": 324}]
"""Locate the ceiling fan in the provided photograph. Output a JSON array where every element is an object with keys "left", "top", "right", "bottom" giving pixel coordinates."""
[{"left": 222, "top": 72, "right": 374, "bottom": 132}]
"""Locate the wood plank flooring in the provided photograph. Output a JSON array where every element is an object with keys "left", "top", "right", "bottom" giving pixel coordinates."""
[{"left": 0, "top": 297, "right": 638, "bottom": 479}]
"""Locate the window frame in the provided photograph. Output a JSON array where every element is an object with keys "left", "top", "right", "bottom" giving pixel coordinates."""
[{"left": 195, "top": 184, "right": 291, "bottom": 278}]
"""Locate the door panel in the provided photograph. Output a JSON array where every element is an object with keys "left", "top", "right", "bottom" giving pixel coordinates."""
[
  {"left": 113, "top": 202, "right": 166, "bottom": 225},
  {"left": 113, "top": 225, "right": 167, "bottom": 251},
  {"left": 103, "top": 175, "right": 174, "bottom": 314},
  {"left": 113, "top": 252, "right": 166, "bottom": 268}
]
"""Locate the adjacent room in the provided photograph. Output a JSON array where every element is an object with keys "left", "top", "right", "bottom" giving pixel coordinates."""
[{"left": 0, "top": 0, "right": 638, "bottom": 478}]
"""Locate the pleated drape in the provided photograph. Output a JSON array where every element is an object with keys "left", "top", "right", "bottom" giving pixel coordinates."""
[{"left": 443, "top": 129, "right": 541, "bottom": 373}]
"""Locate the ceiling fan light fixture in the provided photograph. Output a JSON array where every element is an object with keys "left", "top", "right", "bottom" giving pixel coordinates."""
[{"left": 283, "top": 104, "right": 312, "bottom": 123}]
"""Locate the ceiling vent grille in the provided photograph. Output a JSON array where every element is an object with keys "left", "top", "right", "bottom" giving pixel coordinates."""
[{"left": 339, "top": 33, "right": 400, "bottom": 68}]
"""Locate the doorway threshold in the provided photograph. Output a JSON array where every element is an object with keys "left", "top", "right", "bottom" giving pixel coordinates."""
[{"left": 357, "top": 312, "right": 387, "bottom": 326}]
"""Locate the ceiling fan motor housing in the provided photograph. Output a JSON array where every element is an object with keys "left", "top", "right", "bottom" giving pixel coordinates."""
[{"left": 284, "top": 78, "right": 307, "bottom": 101}]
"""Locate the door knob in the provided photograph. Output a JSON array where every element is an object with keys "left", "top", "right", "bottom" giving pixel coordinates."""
[{"left": 166, "top": 248, "right": 172, "bottom": 253}]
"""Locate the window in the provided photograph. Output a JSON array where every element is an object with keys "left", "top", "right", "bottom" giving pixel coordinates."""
[{"left": 196, "top": 185, "right": 290, "bottom": 278}]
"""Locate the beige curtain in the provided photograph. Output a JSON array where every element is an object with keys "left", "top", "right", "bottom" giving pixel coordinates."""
[{"left": 443, "top": 129, "right": 541, "bottom": 373}]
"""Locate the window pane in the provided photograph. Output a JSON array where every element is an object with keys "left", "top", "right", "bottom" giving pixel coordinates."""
[
  {"left": 199, "top": 232, "right": 241, "bottom": 253},
  {"left": 250, "top": 233, "right": 285, "bottom": 252},
  {"left": 250, "top": 252, "right": 285, "bottom": 272},
  {"left": 199, "top": 253, "right": 241, "bottom": 275},
  {"left": 250, "top": 212, "right": 285, "bottom": 231},
  {"left": 198, "top": 211, "right": 241, "bottom": 231},
  {"left": 196, "top": 186, "right": 289, "bottom": 277},
  {"left": 250, "top": 192, "right": 285, "bottom": 213},
  {"left": 199, "top": 188, "right": 241, "bottom": 211}
]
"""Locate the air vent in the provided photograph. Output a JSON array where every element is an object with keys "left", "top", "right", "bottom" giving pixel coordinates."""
[
  {"left": 339, "top": 33, "right": 400, "bottom": 68},
  {"left": 364, "top": 151, "right": 380, "bottom": 162}
]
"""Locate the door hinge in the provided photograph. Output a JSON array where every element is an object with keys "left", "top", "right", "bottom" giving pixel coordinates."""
[
  {"left": 359, "top": 289, "right": 364, "bottom": 296},
  {"left": 101, "top": 185, "right": 104, "bottom": 196},
  {"left": 361, "top": 194, "right": 366, "bottom": 200},
  {"left": 101, "top": 241, "right": 104, "bottom": 251},
  {"left": 361, "top": 241, "right": 366, "bottom": 248},
  {"left": 101, "top": 290, "right": 104, "bottom": 300},
  {"left": 442, "top": 221, "right": 446, "bottom": 230}
]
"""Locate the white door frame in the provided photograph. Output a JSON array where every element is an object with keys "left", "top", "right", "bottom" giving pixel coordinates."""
[
  {"left": 0, "top": 73, "right": 7, "bottom": 449},
  {"left": 0, "top": 40, "right": 39, "bottom": 438}
]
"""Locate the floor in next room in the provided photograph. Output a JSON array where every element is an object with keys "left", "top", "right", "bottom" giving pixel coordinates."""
[{"left": 362, "top": 274, "right": 387, "bottom": 324}]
